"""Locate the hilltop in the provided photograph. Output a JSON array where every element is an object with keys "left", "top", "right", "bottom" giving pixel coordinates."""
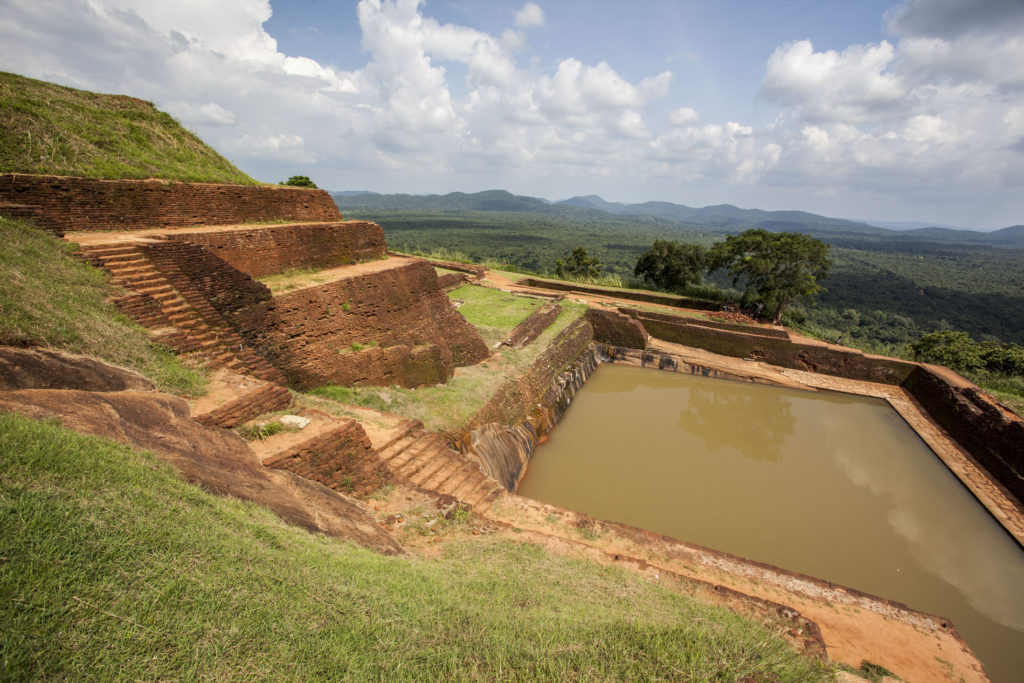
[{"left": 0, "top": 71, "right": 255, "bottom": 185}]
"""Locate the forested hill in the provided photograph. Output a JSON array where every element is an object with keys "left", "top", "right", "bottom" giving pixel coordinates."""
[{"left": 335, "top": 190, "right": 1024, "bottom": 247}]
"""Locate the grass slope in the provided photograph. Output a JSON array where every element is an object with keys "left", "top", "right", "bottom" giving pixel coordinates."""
[
  {"left": 0, "top": 71, "right": 256, "bottom": 184},
  {"left": 0, "top": 412, "right": 829, "bottom": 681},
  {"left": 0, "top": 217, "right": 204, "bottom": 395}
]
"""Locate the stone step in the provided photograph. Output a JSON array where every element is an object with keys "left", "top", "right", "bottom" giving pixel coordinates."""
[
  {"left": 389, "top": 434, "right": 444, "bottom": 474},
  {"left": 419, "top": 453, "right": 468, "bottom": 491},
  {"left": 406, "top": 444, "right": 457, "bottom": 486},
  {"left": 374, "top": 432, "right": 421, "bottom": 464},
  {"left": 440, "top": 462, "right": 481, "bottom": 498},
  {"left": 82, "top": 244, "right": 139, "bottom": 256},
  {"left": 450, "top": 470, "right": 489, "bottom": 502},
  {"left": 463, "top": 479, "right": 501, "bottom": 510}
]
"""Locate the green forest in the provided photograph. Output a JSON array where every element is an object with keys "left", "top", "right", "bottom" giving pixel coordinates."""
[{"left": 343, "top": 209, "right": 1024, "bottom": 349}]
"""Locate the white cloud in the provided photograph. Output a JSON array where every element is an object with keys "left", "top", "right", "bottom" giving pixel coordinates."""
[
  {"left": 514, "top": 2, "right": 544, "bottom": 29},
  {"left": 0, "top": 0, "right": 1019, "bottom": 226}
]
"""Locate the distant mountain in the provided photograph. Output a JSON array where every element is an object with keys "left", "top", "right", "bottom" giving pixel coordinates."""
[
  {"left": 558, "top": 197, "right": 890, "bottom": 236},
  {"left": 333, "top": 189, "right": 551, "bottom": 213},
  {"left": 333, "top": 190, "right": 379, "bottom": 198},
  {"left": 857, "top": 219, "right": 968, "bottom": 231},
  {"left": 331, "top": 189, "right": 1024, "bottom": 247},
  {"left": 895, "top": 224, "right": 1024, "bottom": 246}
]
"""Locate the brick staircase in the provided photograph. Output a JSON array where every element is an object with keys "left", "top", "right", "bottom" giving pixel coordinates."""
[
  {"left": 80, "top": 241, "right": 286, "bottom": 384},
  {"left": 374, "top": 420, "right": 505, "bottom": 513}
]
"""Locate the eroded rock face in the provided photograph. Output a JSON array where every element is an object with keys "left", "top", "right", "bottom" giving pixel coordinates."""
[
  {"left": 0, "top": 347, "right": 403, "bottom": 555},
  {"left": 0, "top": 347, "right": 156, "bottom": 392}
]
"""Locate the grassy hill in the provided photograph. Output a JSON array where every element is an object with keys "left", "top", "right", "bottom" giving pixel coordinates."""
[
  {"left": 0, "top": 71, "right": 256, "bottom": 184},
  {"left": 0, "top": 411, "right": 828, "bottom": 680},
  {"left": 0, "top": 217, "right": 204, "bottom": 395}
]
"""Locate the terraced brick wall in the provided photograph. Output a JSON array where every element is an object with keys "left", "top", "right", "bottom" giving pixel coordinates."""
[
  {"left": 230, "top": 261, "right": 490, "bottom": 389},
  {"left": 166, "top": 222, "right": 386, "bottom": 278},
  {"left": 262, "top": 419, "right": 388, "bottom": 498},
  {"left": 463, "top": 317, "right": 594, "bottom": 434},
  {"left": 635, "top": 311, "right": 916, "bottom": 384},
  {"left": 585, "top": 308, "right": 649, "bottom": 349},
  {"left": 516, "top": 278, "right": 720, "bottom": 311},
  {"left": 0, "top": 174, "right": 341, "bottom": 236},
  {"left": 904, "top": 366, "right": 1024, "bottom": 504}
]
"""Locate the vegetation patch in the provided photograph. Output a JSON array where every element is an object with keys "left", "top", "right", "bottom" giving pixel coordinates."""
[
  {"left": 310, "top": 300, "right": 588, "bottom": 433},
  {"left": 0, "top": 71, "right": 256, "bottom": 184},
  {"left": 0, "top": 217, "right": 205, "bottom": 395},
  {"left": 447, "top": 284, "right": 543, "bottom": 347},
  {"left": 258, "top": 266, "right": 329, "bottom": 294},
  {"left": 0, "top": 412, "right": 829, "bottom": 681}
]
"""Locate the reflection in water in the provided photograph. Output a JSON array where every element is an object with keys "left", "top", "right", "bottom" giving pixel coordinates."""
[
  {"left": 518, "top": 365, "right": 1024, "bottom": 682},
  {"left": 677, "top": 387, "right": 795, "bottom": 463},
  {"left": 831, "top": 436, "right": 1024, "bottom": 631}
]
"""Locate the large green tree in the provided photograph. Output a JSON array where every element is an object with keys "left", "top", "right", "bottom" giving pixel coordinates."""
[
  {"left": 554, "top": 247, "right": 602, "bottom": 280},
  {"left": 634, "top": 240, "right": 707, "bottom": 293},
  {"left": 708, "top": 229, "right": 832, "bottom": 323}
]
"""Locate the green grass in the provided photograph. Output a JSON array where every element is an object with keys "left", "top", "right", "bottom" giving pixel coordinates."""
[
  {"left": 0, "top": 71, "right": 256, "bottom": 184},
  {"left": 0, "top": 412, "right": 830, "bottom": 681},
  {"left": 309, "top": 297, "right": 589, "bottom": 433},
  {"left": 448, "top": 284, "right": 544, "bottom": 347},
  {"left": 0, "top": 217, "right": 206, "bottom": 395}
]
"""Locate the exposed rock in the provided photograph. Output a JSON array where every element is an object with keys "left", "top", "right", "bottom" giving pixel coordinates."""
[
  {"left": 279, "top": 414, "right": 311, "bottom": 429},
  {"left": 0, "top": 346, "right": 155, "bottom": 392},
  {"left": 0, "top": 384, "right": 403, "bottom": 555}
]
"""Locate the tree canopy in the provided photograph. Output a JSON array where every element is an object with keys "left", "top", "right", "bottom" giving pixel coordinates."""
[
  {"left": 554, "top": 247, "right": 602, "bottom": 280},
  {"left": 282, "top": 175, "right": 318, "bottom": 188},
  {"left": 708, "top": 229, "right": 832, "bottom": 323},
  {"left": 633, "top": 240, "right": 707, "bottom": 292}
]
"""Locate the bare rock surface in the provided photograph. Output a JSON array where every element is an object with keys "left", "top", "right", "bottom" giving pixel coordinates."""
[
  {"left": 0, "top": 348, "right": 402, "bottom": 555},
  {"left": 0, "top": 346, "right": 156, "bottom": 392}
]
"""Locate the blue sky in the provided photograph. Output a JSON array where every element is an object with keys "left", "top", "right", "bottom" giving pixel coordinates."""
[{"left": 2, "top": 0, "right": 1023, "bottom": 228}]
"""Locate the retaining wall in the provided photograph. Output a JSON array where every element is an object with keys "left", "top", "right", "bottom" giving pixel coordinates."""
[
  {"left": 516, "top": 278, "right": 720, "bottom": 311},
  {"left": 0, "top": 173, "right": 340, "bottom": 236},
  {"left": 262, "top": 419, "right": 389, "bottom": 498},
  {"left": 166, "top": 222, "right": 386, "bottom": 278},
  {"left": 585, "top": 308, "right": 649, "bottom": 349},
  {"left": 503, "top": 302, "right": 562, "bottom": 349},
  {"left": 634, "top": 310, "right": 916, "bottom": 385},
  {"left": 457, "top": 318, "right": 595, "bottom": 489},
  {"left": 904, "top": 366, "right": 1024, "bottom": 504},
  {"left": 230, "top": 261, "right": 490, "bottom": 389}
]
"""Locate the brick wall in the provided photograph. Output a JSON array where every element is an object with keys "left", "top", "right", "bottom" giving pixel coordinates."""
[
  {"left": 139, "top": 240, "right": 272, "bottom": 317},
  {"left": 904, "top": 366, "right": 1024, "bottom": 504},
  {"left": 622, "top": 307, "right": 790, "bottom": 340},
  {"left": 585, "top": 308, "right": 649, "bottom": 349},
  {"left": 637, "top": 312, "right": 916, "bottom": 384},
  {"left": 504, "top": 302, "right": 561, "bottom": 348},
  {"left": 517, "top": 277, "right": 720, "bottom": 311},
  {"left": 462, "top": 317, "right": 594, "bottom": 434},
  {"left": 229, "top": 260, "right": 490, "bottom": 389},
  {"left": 0, "top": 173, "right": 341, "bottom": 236},
  {"left": 262, "top": 419, "right": 389, "bottom": 498},
  {"left": 166, "top": 222, "right": 386, "bottom": 278}
]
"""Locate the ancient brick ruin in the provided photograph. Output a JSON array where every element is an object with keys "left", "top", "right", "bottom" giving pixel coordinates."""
[{"left": 0, "top": 173, "right": 340, "bottom": 236}]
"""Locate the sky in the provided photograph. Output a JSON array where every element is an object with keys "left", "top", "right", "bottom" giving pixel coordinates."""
[{"left": 1, "top": 0, "right": 1023, "bottom": 229}]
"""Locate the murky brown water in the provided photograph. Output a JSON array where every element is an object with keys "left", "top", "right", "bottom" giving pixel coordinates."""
[{"left": 517, "top": 364, "right": 1024, "bottom": 682}]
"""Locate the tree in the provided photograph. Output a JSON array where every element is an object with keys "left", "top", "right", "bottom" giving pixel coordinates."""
[
  {"left": 911, "top": 330, "right": 984, "bottom": 372},
  {"left": 554, "top": 247, "right": 602, "bottom": 280},
  {"left": 708, "top": 229, "right": 831, "bottom": 323},
  {"left": 282, "top": 175, "right": 318, "bottom": 188},
  {"left": 634, "top": 240, "right": 707, "bottom": 293}
]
